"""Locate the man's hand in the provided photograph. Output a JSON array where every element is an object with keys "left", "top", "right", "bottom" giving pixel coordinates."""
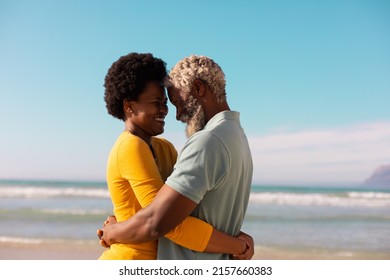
[
  {"left": 97, "top": 215, "right": 117, "bottom": 248},
  {"left": 232, "top": 231, "right": 254, "bottom": 260}
]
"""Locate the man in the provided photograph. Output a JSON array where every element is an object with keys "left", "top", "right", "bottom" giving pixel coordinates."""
[{"left": 99, "top": 55, "right": 253, "bottom": 260}]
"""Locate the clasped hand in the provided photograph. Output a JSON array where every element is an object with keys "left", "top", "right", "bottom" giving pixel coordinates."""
[
  {"left": 233, "top": 231, "right": 254, "bottom": 260},
  {"left": 97, "top": 215, "right": 116, "bottom": 248}
]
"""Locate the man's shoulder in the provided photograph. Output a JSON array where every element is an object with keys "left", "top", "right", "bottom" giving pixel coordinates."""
[{"left": 186, "top": 129, "right": 224, "bottom": 148}]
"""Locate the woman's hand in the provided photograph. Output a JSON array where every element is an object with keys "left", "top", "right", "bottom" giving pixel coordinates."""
[
  {"left": 232, "top": 231, "right": 254, "bottom": 260},
  {"left": 97, "top": 215, "right": 117, "bottom": 248}
]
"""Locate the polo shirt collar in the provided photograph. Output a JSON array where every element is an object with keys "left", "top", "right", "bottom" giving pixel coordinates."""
[{"left": 204, "top": 110, "right": 240, "bottom": 130}]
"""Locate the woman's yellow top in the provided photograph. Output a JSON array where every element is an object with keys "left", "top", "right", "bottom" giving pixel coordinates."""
[{"left": 99, "top": 131, "right": 213, "bottom": 260}]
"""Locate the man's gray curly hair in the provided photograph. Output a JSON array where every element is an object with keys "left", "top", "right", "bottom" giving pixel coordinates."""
[{"left": 165, "top": 55, "right": 227, "bottom": 103}]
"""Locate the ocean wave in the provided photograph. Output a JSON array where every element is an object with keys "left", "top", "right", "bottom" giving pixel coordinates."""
[
  {"left": 0, "top": 186, "right": 109, "bottom": 199},
  {"left": 347, "top": 192, "right": 390, "bottom": 199},
  {"left": 249, "top": 192, "right": 390, "bottom": 207},
  {"left": 2, "top": 185, "right": 390, "bottom": 208},
  {"left": 0, "top": 236, "right": 44, "bottom": 244},
  {"left": 40, "top": 208, "right": 109, "bottom": 216},
  {"left": 0, "top": 236, "right": 95, "bottom": 245}
]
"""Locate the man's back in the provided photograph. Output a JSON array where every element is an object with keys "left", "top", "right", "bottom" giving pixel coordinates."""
[{"left": 158, "top": 111, "right": 253, "bottom": 259}]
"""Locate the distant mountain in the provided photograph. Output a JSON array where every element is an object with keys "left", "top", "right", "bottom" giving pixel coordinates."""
[{"left": 364, "top": 164, "right": 390, "bottom": 188}]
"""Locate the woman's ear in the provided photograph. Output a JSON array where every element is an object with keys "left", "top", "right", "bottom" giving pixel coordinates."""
[{"left": 123, "top": 99, "right": 133, "bottom": 114}]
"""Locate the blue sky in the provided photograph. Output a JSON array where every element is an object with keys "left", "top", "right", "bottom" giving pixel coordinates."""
[{"left": 0, "top": 0, "right": 389, "bottom": 185}]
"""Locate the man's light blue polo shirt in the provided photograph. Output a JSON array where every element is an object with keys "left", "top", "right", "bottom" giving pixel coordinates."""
[{"left": 158, "top": 111, "right": 253, "bottom": 259}]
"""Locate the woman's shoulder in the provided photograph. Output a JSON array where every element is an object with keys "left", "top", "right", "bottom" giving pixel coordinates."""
[
  {"left": 117, "top": 131, "right": 143, "bottom": 143},
  {"left": 152, "top": 137, "right": 178, "bottom": 163},
  {"left": 115, "top": 131, "right": 149, "bottom": 151},
  {"left": 152, "top": 136, "right": 176, "bottom": 150},
  {"left": 152, "top": 136, "right": 173, "bottom": 146}
]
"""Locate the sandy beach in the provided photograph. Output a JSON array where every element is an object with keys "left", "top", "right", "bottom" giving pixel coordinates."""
[
  {"left": 0, "top": 241, "right": 105, "bottom": 260},
  {"left": 1, "top": 242, "right": 389, "bottom": 260}
]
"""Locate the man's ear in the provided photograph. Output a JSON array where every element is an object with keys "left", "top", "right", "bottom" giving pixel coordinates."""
[{"left": 193, "top": 79, "right": 205, "bottom": 97}]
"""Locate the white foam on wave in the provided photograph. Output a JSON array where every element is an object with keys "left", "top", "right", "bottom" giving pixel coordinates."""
[
  {"left": 249, "top": 192, "right": 390, "bottom": 207},
  {"left": 347, "top": 192, "right": 390, "bottom": 199},
  {"left": 0, "top": 236, "right": 95, "bottom": 245},
  {"left": 40, "top": 208, "right": 108, "bottom": 215},
  {"left": 0, "top": 186, "right": 109, "bottom": 199},
  {"left": 0, "top": 236, "right": 45, "bottom": 244}
]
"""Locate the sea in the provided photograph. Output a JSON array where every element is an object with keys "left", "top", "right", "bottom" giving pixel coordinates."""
[{"left": 0, "top": 180, "right": 389, "bottom": 258}]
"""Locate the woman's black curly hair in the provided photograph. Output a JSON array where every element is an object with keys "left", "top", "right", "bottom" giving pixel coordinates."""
[{"left": 104, "top": 53, "right": 167, "bottom": 120}]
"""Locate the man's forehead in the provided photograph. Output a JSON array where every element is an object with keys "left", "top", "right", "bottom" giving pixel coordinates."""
[{"left": 167, "top": 86, "right": 183, "bottom": 99}]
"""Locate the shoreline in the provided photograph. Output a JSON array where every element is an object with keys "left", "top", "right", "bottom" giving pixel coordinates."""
[
  {"left": 253, "top": 245, "right": 390, "bottom": 260},
  {"left": 1, "top": 242, "right": 389, "bottom": 260}
]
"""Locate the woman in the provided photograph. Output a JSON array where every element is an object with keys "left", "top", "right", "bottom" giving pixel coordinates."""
[{"left": 98, "top": 53, "right": 250, "bottom": 260}]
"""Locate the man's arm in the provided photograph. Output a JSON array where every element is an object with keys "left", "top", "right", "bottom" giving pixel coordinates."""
[{"left": 101, "top": 184, "right": 197, "bottom": 245}]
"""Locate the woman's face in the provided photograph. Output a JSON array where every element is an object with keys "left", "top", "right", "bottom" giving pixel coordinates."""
[{"left": 128, "top": 81, "right": 168, "bottom": 139}]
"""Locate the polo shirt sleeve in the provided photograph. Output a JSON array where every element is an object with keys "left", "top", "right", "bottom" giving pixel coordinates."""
[{"left": 166, "top": 131, "right": 230, "bottom": 204}]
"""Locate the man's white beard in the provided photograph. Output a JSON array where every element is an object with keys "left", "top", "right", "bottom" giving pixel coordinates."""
[{"left": 185, "top": 104, "right": 205, "bottom": 138}]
